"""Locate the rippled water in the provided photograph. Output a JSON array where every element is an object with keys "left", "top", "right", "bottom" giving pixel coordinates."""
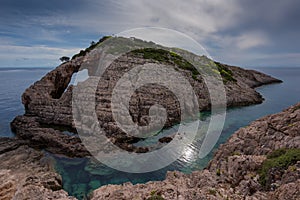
[{"left": 1, "top": 67, "right": 300, "bottom": 199}]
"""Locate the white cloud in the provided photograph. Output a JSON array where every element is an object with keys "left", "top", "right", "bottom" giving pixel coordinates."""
[
  {"left": 26, "top": 0, "right": 242, "bottom": 38},
  {"left": 0, "top": 44, "right": 81, "bottom": 68},
  {"left": 41, "top": 0, "right": 272, "bottom": 64},
  {"left": 236, "top": 32, "right": 270, "bottom": 49}
]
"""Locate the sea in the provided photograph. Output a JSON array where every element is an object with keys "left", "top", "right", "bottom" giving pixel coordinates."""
[{"left": 0, "top": 67, "right": 299, "bottom": 199}]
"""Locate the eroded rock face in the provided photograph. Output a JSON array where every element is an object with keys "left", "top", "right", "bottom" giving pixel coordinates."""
[
  {"left": 10, "top": 43, "right": 281, "bottom": 157},
  {"left": 11, "top": 116, "right": 89, "bottom": 157},
  {"left": 0, "top": 138, "right": 76, "bottom": 200},
  {"left": 209, "top": 102, "right": 300, "bottom": 168},
  {"left": 90, "top": 102, "right": 300, "bottom": 200}
]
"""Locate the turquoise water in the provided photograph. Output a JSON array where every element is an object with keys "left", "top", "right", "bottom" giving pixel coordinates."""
[{"left": 1, "top": 67, "right": 300, "bottom": 199}]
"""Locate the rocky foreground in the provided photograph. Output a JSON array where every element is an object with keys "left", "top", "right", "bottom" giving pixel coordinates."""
[
  {"left": 1, "top": 100, "right": 299, "bottom": 200},
  {"left": 90, "top": 102, "right": 300, "bottom": 200},
  {"left": 10, "top": 37, "right": 281, "bottom": 157},
  {"left": 0, "top": 138, "right": 75, "bottom": 200}
]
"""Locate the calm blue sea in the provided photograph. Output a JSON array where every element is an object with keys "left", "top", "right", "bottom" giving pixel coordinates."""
[
  {"left": 0, "top": 67, "right": 299, "bottom": 199},
  {"left": 0, "top": 68, "right": 53, "bottom": 137}
]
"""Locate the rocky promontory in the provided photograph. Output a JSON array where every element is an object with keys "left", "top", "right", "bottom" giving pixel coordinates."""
[
  {"left": 90, "top": 102, "right": 300, "bottom": 200},
  {"left": 10, "top": 37, "right": 282, "bottom": 156}
]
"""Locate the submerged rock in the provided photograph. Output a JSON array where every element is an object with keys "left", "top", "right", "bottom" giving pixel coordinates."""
[{"left": 158, "top": 136, "right": 173, "bottom": 143}]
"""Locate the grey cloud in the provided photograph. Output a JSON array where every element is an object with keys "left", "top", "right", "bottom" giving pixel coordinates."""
[{"left": 0, "top": 0, "right": 299, "bottom": 67}]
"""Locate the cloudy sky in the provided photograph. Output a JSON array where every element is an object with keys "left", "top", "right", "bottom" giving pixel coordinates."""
[{"left": 0, "top": 0, "right": 300, "bottom": 68}]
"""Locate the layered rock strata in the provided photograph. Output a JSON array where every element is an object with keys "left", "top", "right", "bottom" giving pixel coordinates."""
[{"left": 11, "top": 38, "right": 281, "bottom": 156}]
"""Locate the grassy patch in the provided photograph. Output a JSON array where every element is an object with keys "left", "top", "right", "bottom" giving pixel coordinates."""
[
  {"left": 214, "top": 62, "right": 237, "bottom": 82},
  {"left": 208, "top": 189, "right": 217, "bottom": 196},
  {"left": 259, "top": 148, "right": 300, "bottom": 187},
  {"left": 147, "top": 194, "right": 165, "bottom": 200},
  {"left": 216, "top": 168, "right": 221, "bottom": 176},
  {"left": 131, "top": 48, "right": 200, "bottom": 79}
]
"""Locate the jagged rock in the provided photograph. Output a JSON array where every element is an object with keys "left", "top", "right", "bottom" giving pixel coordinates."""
[
  {"left": 0, "top": 138, "right": 76, "bottom": 200},
  {"left": 159, "top": 136, "right": 173, "bottom": 143},
  {"left": 269, "top": 179, "right": 300, "bottom": 200},
  {"left": 208, "top": 102, "right": 300, "bottom": 169},
  {"left": 90, "top": 102, "right": 300, "bottom": 200},
  {"left": 11, "top": 116, "right": 90, "bottom": 157},
  {"left": 10, "top": 37, "right": 281, "bottom": 157}
]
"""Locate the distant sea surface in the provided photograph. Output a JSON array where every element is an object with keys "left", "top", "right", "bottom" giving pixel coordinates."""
[
  {"left": 0, "top": 67, "right": 300, "bottom": 199},
  {"left": 0, "top": 68, "right": 52, "bottom": 137}
]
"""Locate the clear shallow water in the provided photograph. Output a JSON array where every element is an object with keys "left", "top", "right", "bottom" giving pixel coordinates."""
[{"left": 1, "top": 67, "right": 300, "bottom": 199}]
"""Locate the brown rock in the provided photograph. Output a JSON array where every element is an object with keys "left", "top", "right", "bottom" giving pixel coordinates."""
[
  {"left": 11, "top": 40, "right": 282, "bottom": 157},
  {"left": 0, "top": 138, "right": 76, "bottom": 200},
  {"left": 159, "top": 136, "right": 173, "bottom": 143},
  {"left": 91, "top": 102, "right": 300, "bottom": 200}
]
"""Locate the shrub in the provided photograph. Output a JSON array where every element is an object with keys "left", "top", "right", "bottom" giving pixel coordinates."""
[
  {"left": 214, "top": 61, "right": 237, "bottom": 83},
  {"left": 131, "top": 48, "right": 200, "bottom": 76},
  {"left": 259, "top": 148, "right": 300, "bottom": 187},
  {"left": 59, "top": 56, "right": 70, "bottom": 62},
  {"left": 147, "top": 194, "right": 165, "bottom": 200},
  {"left": 216, "top": 169, "right": 221, "bottom": 176},
  {"left": 209, "top": 189, "right": 217, "bottom": 196}
]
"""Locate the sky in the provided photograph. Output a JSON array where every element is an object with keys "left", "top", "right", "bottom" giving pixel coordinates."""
[{"left": 0, "top": 0, "right": 300, "bottom": 68}]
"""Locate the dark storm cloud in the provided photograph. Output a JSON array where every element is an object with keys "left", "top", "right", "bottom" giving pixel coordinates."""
[{"left": 223, "top": 1, "right": 300, "bottom": 53}]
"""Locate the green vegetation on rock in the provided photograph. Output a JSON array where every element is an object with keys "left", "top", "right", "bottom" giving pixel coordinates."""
[
  {"left": 131, "top": 48, "right": 200, "bottom": 79},
  {"left": 214, "top": 61, "right": 237, "bottom": 82},
  {"left": 259, "top": 148, "right": 300, "bottom": 187},
  {"left": 131, "top": 48, "right": 237, "bottom": 83},
  {"left": 72, "top": 36, "right": 112, "bottom": 59},
  {"left": 147, "top": 194, "right": 165, "bottom": 200}
]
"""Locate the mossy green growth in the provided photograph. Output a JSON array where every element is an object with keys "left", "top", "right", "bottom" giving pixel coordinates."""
[
  {"left": 216, "top": 168, "right": 221, "bottom": 176},
  {"left": 131, "top": 48, "right": 200, "bottom": 78},
  {"left": 259, "top": 148, "right": 300, "bottom": 186},
  {"left": 214, "top": 61, "right": 237, "bottom": 82},
  {"left": 147, "top": 194, "right": 165, "bottom": 200},
  {"left": 208, "top": 189, "right": 217, "bottom": 196},
  {"left": 72, "top": 36, "right": 112, "bottom": 59},
  {"left": 292, "top": 104, "right": 300, "bottom": 112}
]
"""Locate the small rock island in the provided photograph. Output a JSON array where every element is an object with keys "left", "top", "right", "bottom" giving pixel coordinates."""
[{"left": 11, "top": 37, "right": 281, "bottom": 156}]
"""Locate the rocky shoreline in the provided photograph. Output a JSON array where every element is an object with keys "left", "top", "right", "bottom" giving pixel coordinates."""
[
  {"left": 91, "top": 102, "right": 300, "bottom": 200},
  {"left": 0, "top": 138, "right": 76, "bottom": 200},
  {"left": 2, "top": 101, "right": 298, "bottom": 199}
]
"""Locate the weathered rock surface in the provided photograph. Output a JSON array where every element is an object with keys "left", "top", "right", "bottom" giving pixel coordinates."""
[
  {"left": 10, "top": 37, "right": 281, "bottom": 157},
  {"left": 90, "top": 102, "right": 300, "bottom": 200},
  {"left": 11, "top": 116, "right": 89, "bottom": 157},
  {"left": 0, "top": 138, "right": 76, "bottom": 200}
]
